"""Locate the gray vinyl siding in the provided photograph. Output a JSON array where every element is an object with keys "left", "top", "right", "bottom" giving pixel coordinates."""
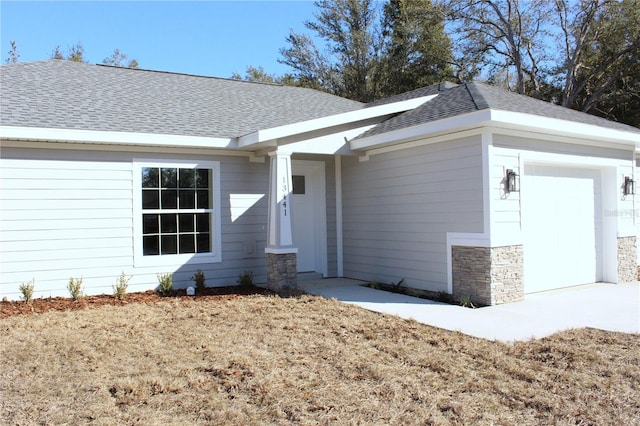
[
  {"left": 217, "top": 158, "right": 270, "bottom": 285},
  {"left": 0, "top": 146, "right": 270, "bottom": 299},
  {"left": 341, "top": 136, "right": 484, "bottom": 292},
  {"left": 490, "top": 146, "right": 521, "bottom": 236}
]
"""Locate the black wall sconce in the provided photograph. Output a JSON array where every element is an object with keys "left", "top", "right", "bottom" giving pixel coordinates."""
[
  {"left": 624, "top": 176, "right": 635, "bottom": 196},
  {"left": 505, "top": 169, "right": 519, "bottom": 193}
]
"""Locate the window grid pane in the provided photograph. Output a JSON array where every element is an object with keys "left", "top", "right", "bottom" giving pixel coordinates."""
[
  {"left": 179, "top": 169, "right": 195, "bottom": 189},
  {"left": 161, "top": 190, "right": 178, "bottom": 209},
  {"left": 161, "top": 235, "right": 178, "bottom": 255},
  {"left": 142, "top": 190, "right": 159, "bottom": 210},
  {"left": 142, "top": 168, "right": 159, "bottom": 188},
  {"left": 179, "top": 234, "right": 196, "bottom": 253},
  {"left": 143, "top": 235, "right": 159, "bottom": 255},
  {"left": 179, "top": 190, "right": 196, "bottom": 209},
  {"left": 161, "top": 168, "right": 177, "bottom": 188}
]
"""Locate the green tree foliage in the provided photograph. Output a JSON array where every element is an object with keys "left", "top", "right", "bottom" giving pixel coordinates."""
[
  {"left": 554, "top": 0, "right": 640, "bottom": 125},
  {"left": 443, "top": 0, "right": 640, "bottom": 126},
  {"left": 280, "top": 0, "right": 383, "bottom": 102},
  {"left": 102, "top": 48, "right": 139, "bottom": 69},
  {"left": 47, "top": 43, "right": 140, "bottom": 69},
  {"left": 379, "top": 0, "right": 453, "bottom": 97},
  {"left": 444, "top": 0, "right": 554, "bottom": 96},
  {"left": 231, "top": 66, "right": 284, "bottom": 84},
  {"left": 279, "top": 0, "right": 453, "bottom": 102},
  {"left": 51, "top": 42, "right": 86, "bottom": 62},
  {"left": 3, "top": 41, "right": 140, "bottom": 69},
  {"left": 5, "top": 40, "right": 20, "bottom": 64}
]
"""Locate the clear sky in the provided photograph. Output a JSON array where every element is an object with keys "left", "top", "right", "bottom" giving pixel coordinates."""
[{"left": 0, "top": 1, "right": 318, "bottom": 78}]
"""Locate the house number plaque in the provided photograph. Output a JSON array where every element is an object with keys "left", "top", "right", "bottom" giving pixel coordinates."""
[{"left": 281, "top": 176, "right": 288, "bottom": 217}]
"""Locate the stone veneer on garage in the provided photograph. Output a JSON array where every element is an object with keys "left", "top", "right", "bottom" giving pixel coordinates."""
[
  {"left": 266, "top": 253, "right": 298, "bottom": 291},
  {"left": 452, "top": 245, "right": 524, "bottom": 306},
  {"left": 617, "top": 236, "right": 637, "bottom": 283}
]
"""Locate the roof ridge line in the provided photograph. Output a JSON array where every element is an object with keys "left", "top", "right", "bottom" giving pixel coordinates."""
[
  {"left": 464, "top": 82, "right": 488, "bottom": 111},
  {"left": 5, "top": 59, "right": 288, "bottom": 88},
  {"left": 94, "top": 62, "right": 289, "bottom": 87}
]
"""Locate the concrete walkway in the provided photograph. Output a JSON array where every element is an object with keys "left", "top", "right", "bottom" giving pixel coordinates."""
[{"left": 298, "top": 279, "right": 640, "bottom": 342}]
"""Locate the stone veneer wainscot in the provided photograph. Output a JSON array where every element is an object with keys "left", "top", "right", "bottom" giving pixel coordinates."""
[
  {"left": 617, "top": 236, "right": 637, "bottom": 283},
  {"left": 266, "top": 252, "right": 298, "bottom": 291},
  {"left": 452, "top": 245, "right": 524, "bottom": 306}
]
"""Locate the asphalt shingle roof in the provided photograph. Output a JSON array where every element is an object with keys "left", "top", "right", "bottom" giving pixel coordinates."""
[
  {"left": 364, "top": 82, "right": 458, "bottom": 108},
  {"left": 357, "top": 82, "right": 639, "bottom": 140},
  {"left": 0, "top": 60, "right": 363, "bottom": 139},
  {"left": 2, "top": 61, "right": 637, "bottom": 143}
]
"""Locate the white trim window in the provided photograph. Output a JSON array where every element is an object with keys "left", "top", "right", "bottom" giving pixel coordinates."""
[{"left": 133, "top": 159, "right": 221, "bottom": 267}]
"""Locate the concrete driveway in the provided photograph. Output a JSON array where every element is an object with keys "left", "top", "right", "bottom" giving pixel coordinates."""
[{"left": 298, "top": 279, "right": 640, "bottom": 342}]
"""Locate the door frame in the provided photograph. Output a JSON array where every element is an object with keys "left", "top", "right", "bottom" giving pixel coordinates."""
[{"left": 292, "top": 160, "right": 328, "bottom": 276}]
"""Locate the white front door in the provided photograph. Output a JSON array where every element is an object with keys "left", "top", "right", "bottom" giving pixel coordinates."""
[
  {"left": 292, "top": 161, "right": 327, "bottom": 274},
  {"left": 521, "top": 164, "right": 602, "bottom": 293}
]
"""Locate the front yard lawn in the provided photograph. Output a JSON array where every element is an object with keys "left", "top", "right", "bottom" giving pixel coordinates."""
[{"left": 1, "top": 292, "right": 638, "bottom": 424}]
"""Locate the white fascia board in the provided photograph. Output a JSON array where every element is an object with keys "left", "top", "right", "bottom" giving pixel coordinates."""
[
  {"left": 0, "top": 126, "right": 237, "bottom": 149},
  {"left": 350, "top": 109, "right": 492, "bottom": 151},
  {"left": 350, "top": 108, "right": 640, "bottom": 152},
  {"left": 489, "top": 110, "right": 640, "bottom": 147},
  {"left": 237, "top": 94, "right": 438, "bottom": 148}
]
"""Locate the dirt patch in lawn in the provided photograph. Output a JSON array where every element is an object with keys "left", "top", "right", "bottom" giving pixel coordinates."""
[
  {"left": 0, "top": 285, "right": 272, "bottom": 319},
  {"left": 2, "top": 293, "right": 639, "bottom": 425}
]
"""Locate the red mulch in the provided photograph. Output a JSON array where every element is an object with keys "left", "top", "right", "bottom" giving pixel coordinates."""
[{"left": 0, "top": 285, "right": 273, "bottom": 319}]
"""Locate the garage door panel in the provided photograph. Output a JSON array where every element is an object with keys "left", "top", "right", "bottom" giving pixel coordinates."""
[{"left": 522, "top": 165, "right": 601, "bottom": 293}]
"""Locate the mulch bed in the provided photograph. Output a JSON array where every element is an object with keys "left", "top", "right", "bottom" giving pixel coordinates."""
[
  {"left": 0, "top": 285, "right": 273, "bottom": 319},
  {"left": 6, "top": 266, "right": 637, "bottom": 319}
]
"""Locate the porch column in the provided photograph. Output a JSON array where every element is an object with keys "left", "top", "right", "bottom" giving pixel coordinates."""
[{"left": 265, "top": 151, "right": 298, "bottom": 290}]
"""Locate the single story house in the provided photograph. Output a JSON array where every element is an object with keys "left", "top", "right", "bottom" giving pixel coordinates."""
[{"left": 1, "top": 60, "right": 639, "bottom": 305}]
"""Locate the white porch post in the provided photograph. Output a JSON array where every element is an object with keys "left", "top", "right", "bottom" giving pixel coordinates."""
[
  {"left": 335, "top": 155, "right": 344, "bottom": 277},
  {"left": 265, "top": 151, "right": 298, "bottom": 289}
]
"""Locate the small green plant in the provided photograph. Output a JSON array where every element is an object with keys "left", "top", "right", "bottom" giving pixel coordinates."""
[
  {"left": 460, "top": 295, "right": 476, "bottom": 309},
  {"left": 190, "top": 269, "right": 206, "bottom": 294},
  {"left": 391, "top": 278, "right": 405, "bottom": 290},
  {"left": 157, "top": 273, "right": 173, "bottom": 297},
  {"left": 113, "top": 271, "right": 131, "bottom": 300},
  {"left": 19, "top": 279, "right": 35, "bottom": 304},
  {"left": 369, "top": 280, "right": 380, "bottom": 289},
  {"left": 236, "top": 270, "right": 253, "bottom": 287},
  {"left": 67, "top": 276, "right": 84, "bottom": 301}
]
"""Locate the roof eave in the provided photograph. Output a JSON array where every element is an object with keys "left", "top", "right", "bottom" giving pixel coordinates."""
[
  {"left": 489, "top": 110, "right": 640, "bottom": 147},
  {"left": 237, "top": 94, "right": 438, "bottom": 148},
  {"left": 0, "top": 126, "right": 238, "bottom": 149},
  {"left": 349, "top": 109, "right": 493, "bottom": 151},
  {"left": 350, "top": 109, "right": 640, "bottom": 152}
]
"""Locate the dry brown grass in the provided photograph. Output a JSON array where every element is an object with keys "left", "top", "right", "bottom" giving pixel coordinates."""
[{"left": 1, "top": 294, "right": 639, "bottom": 425}]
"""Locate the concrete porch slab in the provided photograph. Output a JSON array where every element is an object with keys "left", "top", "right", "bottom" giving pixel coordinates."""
[{"left": 298, "top": 279, "right": 640, "bottom": 342}]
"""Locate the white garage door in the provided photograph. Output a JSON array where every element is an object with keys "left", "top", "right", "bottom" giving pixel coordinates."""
[{"left": 521, "top": 164, "right": 602, "bottom": 293}]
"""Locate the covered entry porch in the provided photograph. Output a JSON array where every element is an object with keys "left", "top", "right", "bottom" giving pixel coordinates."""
[{"left": 243, "top": 96, "right": 435, "bottom": 290}]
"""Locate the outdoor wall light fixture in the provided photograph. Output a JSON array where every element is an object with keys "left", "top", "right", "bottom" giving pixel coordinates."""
[
  {"left": 624, "top": 176, "right": 635, "bottom": 196},
  {"left": 505, "top": 169, "right": 520, "bottom": 193}
]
